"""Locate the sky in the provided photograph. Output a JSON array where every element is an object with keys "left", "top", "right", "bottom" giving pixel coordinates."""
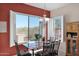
[{"left": 16, "top": 13, "right": 40, "bottom": 28}]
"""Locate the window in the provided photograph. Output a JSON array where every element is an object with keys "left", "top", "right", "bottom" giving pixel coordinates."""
[
  {"left": 29, "top": 16, "right": 40, "bottom": 40},
  {"left": 53, "top": 16, "right": 64, "bottom": 42},
  {"left": 10, "top": 10, "right": 43, "bottom": 47},
  {"left": 16, "top": 13, "right": 28, "bottom": 44},
  {"left": 48, "top": 16, "right": 64, "bottom": 42}
]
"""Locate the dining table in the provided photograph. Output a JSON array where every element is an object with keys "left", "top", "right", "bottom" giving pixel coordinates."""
[{"left": 23, "top": 41, "right": 43, "bottom": 56}]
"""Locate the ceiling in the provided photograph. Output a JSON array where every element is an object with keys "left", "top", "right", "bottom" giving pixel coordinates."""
[{"left": 27, "top": 3, "right": 70, "bottom": 11}]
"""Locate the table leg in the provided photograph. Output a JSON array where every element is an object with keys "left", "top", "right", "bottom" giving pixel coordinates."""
[{"left": 32, "top": 49, "right": 34, "bottom": 56}]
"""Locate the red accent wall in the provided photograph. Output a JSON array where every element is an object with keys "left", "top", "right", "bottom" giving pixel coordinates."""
[{"left": 0, "top": 3, "right": 50, "bottom": 56}]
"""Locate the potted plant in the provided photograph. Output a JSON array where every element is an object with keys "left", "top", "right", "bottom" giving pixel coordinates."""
[
  {"left": 34, "top": 34, "right": 42, "bottom": 41},
  {"left": 34, "top": 34, "right": 42, "bottom": 49}
]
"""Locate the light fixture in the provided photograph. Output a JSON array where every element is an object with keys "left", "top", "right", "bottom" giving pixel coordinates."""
[
  {"left": 43, "top": 3, "right": 49, "bottom": 22},
  {"left": 39, "top": 18, "right": 43, "bottom": 22},
  {"left": 45, "top": 18, "right": 49, "bottom": 22},
  {"left": 39, "top": 3, "right": 49, "bottom": 25}
]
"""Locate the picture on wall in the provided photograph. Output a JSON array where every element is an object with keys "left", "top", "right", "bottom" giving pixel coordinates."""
[{"left": 0, "top": 21, "right": 7, "bottom": 33}]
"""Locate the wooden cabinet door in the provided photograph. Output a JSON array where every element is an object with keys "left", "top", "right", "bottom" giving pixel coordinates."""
[
  {"left": 76, "top": 39, "right": 79, "bottom": 55},
  {"left": 67, "top": 23, "right": 78, "bottom": 32},
  {"left": 67, "top": 23, "right": 72, "bottom": 32},
  {"left": 72, "top": 23, "right": 78, "bottom": 32}
]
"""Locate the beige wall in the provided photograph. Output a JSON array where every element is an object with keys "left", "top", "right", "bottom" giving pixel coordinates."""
[
  {"left": 51, "top": 3, "right": 79, "bottom": 23},
  {"left": 51, "top": 3, "right": 79, "bottom": 41}
]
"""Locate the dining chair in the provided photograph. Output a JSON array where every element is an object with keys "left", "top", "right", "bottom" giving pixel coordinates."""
[
  {"left": 14, "top": 40, "right": 32, "bottom": 56},
  {"left": 41, "top": 40, "right": 52, "bottom": 56},
  {"left": 52, "top": 40, "right": 61, "bottom": 56},
  {"left": 35, "top": 51, "right": 43, "bottom": 56},
  {"left": 35, "top": 40, "right": 51, "bottom": 56}
]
